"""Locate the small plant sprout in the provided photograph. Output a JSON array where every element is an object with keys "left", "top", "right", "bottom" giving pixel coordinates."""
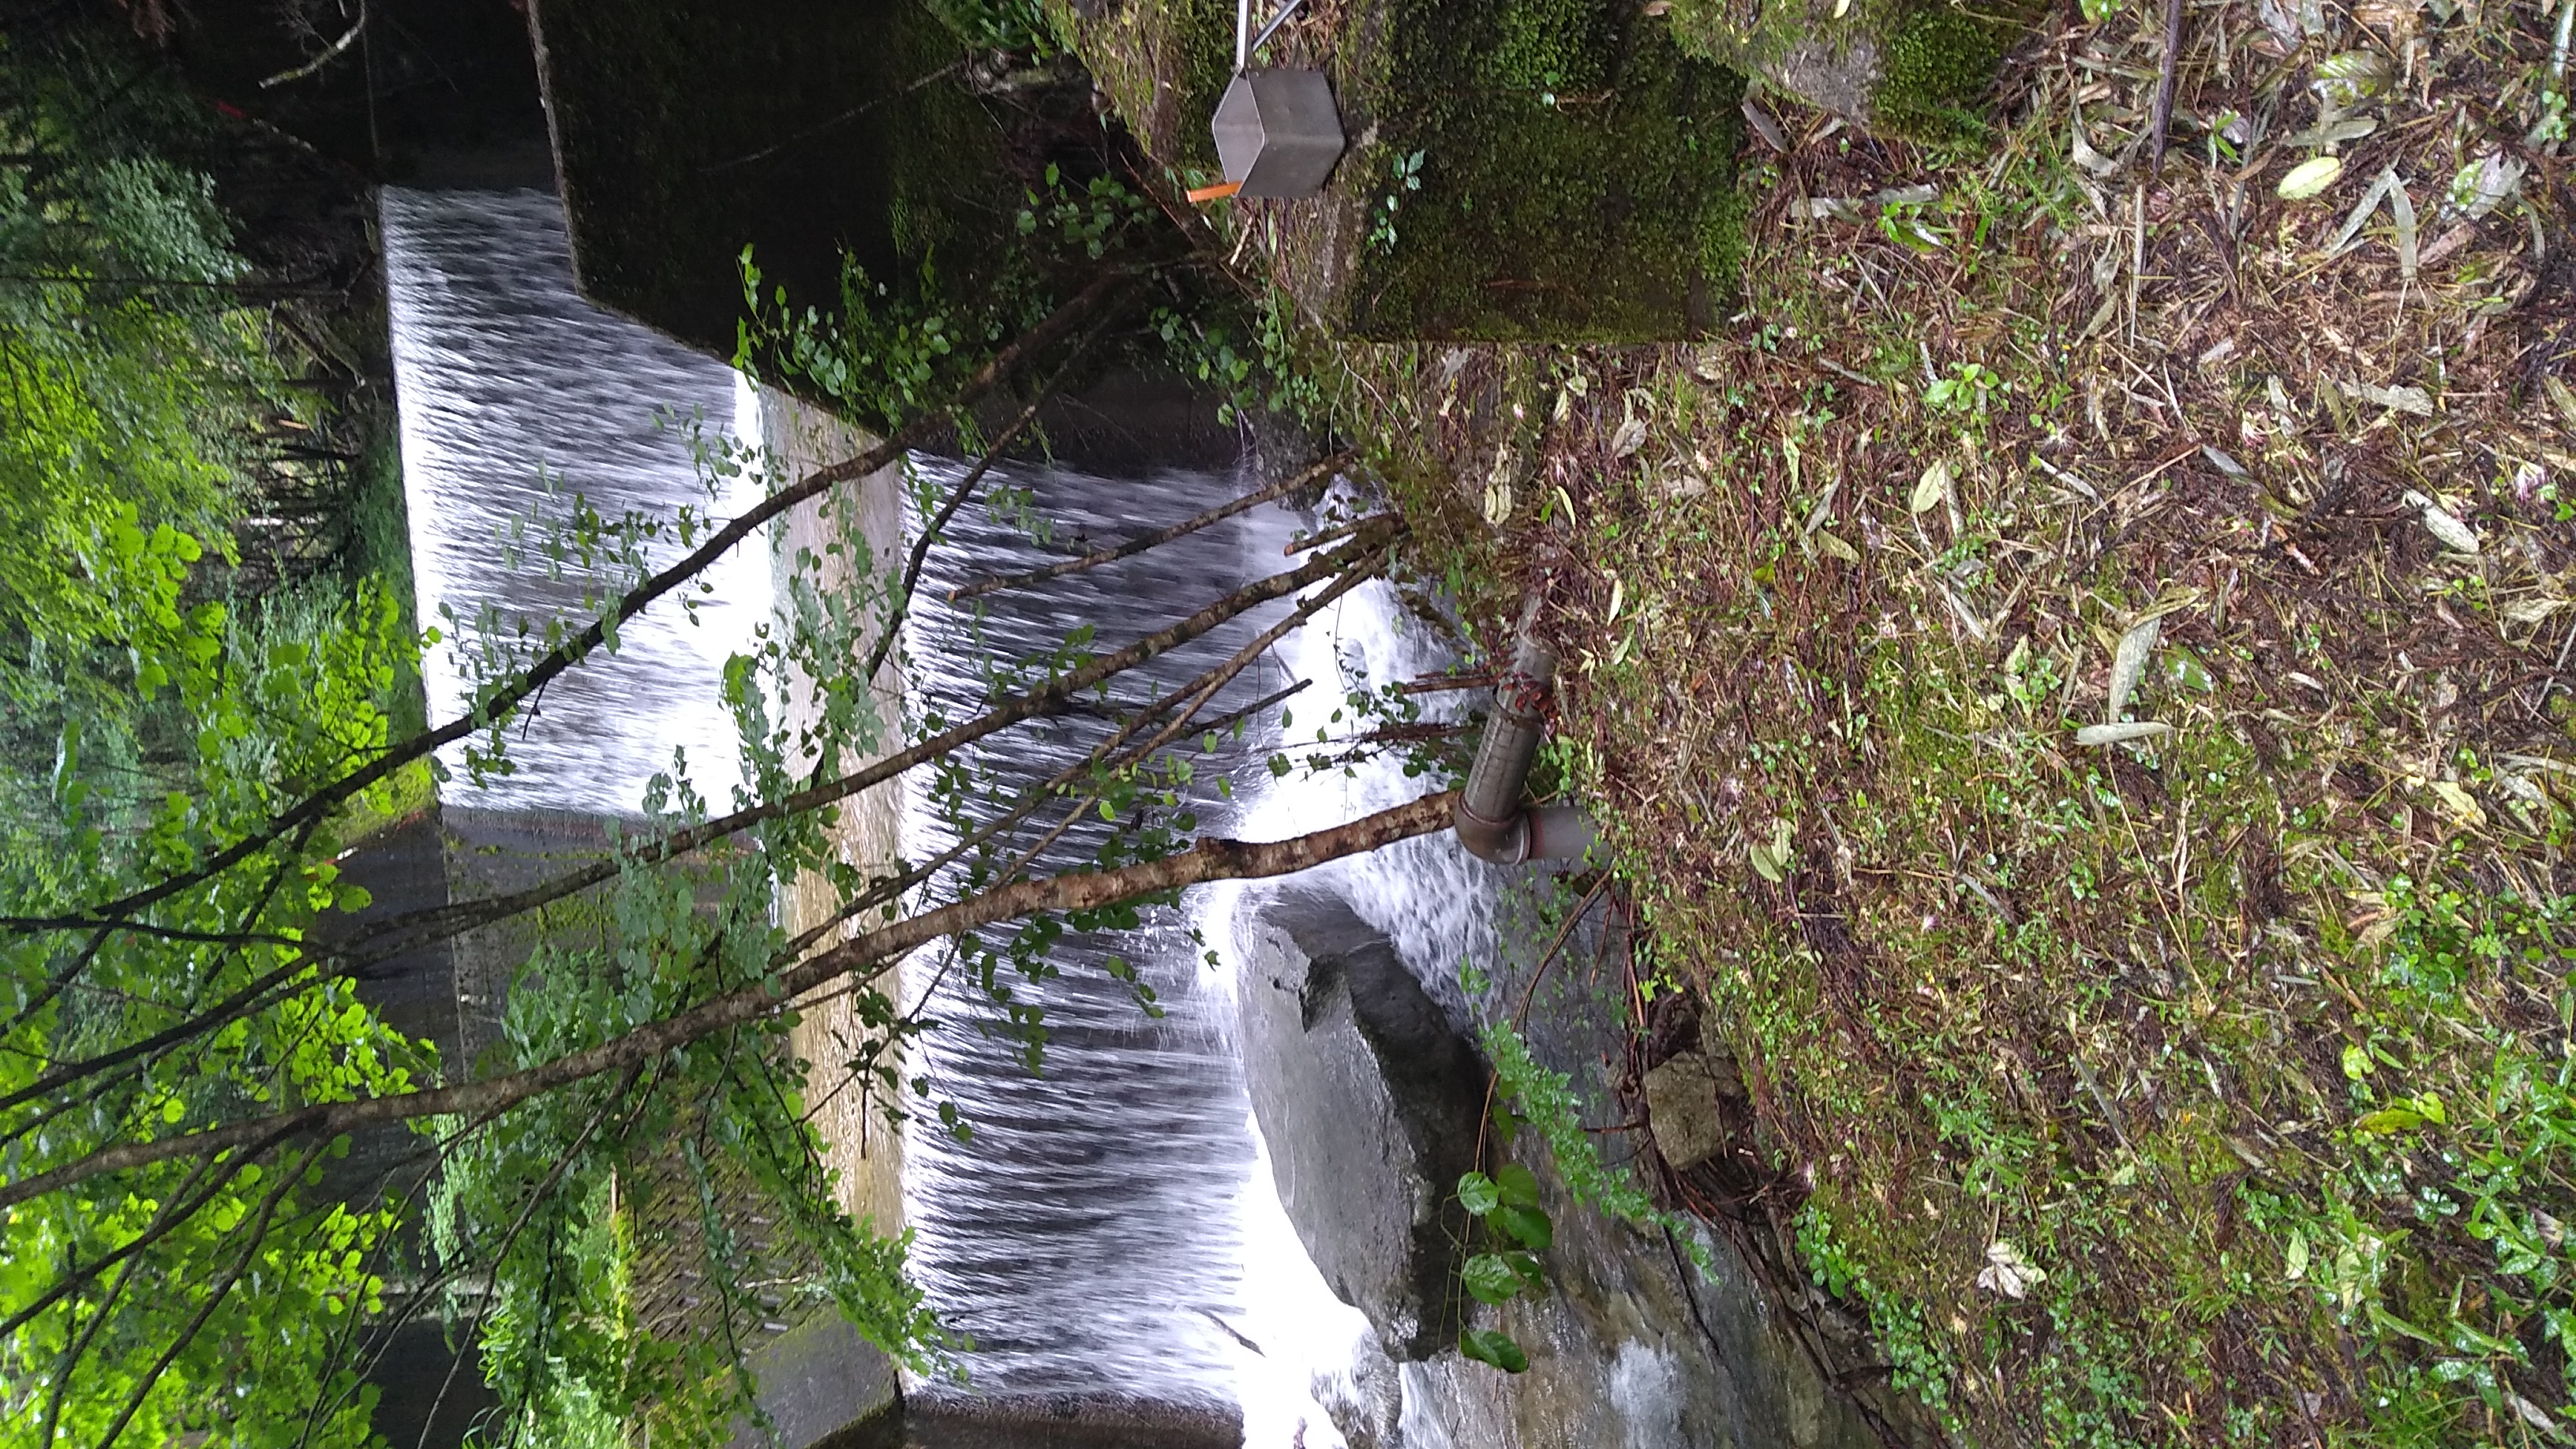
[{"left": 1368, "top": 149, "right": 1426, "bottom": 254}]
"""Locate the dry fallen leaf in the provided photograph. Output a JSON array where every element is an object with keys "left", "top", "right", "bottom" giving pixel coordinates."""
[
  {"left": 2403, "top": 489, "right": 2480, "bottom": 552},
  {"left": 2347, "top": 380, "right": 2434, "bottom": 416},
  {"left": 1911, "top": 459, "right": 1952, "bottom": 514},
  {"left": 2075, "top": 721, "right": 2174, "bottom": 746},
  {"left": 1609, "top": 416, "right": 1649, "bottom": 459},
  {"left": 2428, "top": 780, "right": 2488, "bottom": 829},
  {"left": 1976, "top": 1240, "right": 2047, "bottom": 1300},
  {"left": 2278, "top": 155, "right": 2344, "bottom": 200},
  {"left": 2106, "top": 616, "right": 2162, "bottom": 721},
  {"left": 2542, "top": 376, "right": 2576, "bottom": 429}
]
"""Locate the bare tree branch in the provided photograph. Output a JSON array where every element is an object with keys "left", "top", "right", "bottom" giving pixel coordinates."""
[
  {"left": 945, "top": 450, "right": 1353, "bottom": 602},
  {"left": 0, "top": 790, "right": 1455, "bottom": 1209},
  {"left": 0, "top": 524, "right": 1391, "bottom": 1120}
]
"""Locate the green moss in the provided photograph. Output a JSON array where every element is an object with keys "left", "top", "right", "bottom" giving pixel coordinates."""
[
  {"left": 1873, "top": 2, "right": 2024, "bottom": 137},
  {"left": 1485, "top": 0, "right": 1619, "bottom": 92},
  {"left": 535, "top": 0, "right": 1021, "bottom": 358},
  {"left": 1660, "top": 0, "right": 2040, "bottom": 137},
  {"left": 1354, "top": 6, "right": 1739, "bottom": 339},
  {"left": 1061, "top": 0, "right": 1739, "bottom": 339}
]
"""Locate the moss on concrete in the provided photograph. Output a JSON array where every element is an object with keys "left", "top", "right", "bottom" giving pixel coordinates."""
[
  {"left": 1059, "top": 0, "right": 1742, "bottom": 341},
  {"left": 531, "top": 0, "right": 1028, "bottom": 358},
  {"left": 1663, "top": 0, "right": 2035, "bottom": 134}
]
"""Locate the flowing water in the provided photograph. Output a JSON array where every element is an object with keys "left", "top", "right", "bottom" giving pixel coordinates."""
[
  {"left": 383, "top": 187, "right": 769, "bottom": 816},
  {"left": 379, "top": 186, "right": 1501, "bottom": 1443},
  {"left": 897, "top": 459, "right": 1297, "bottom": 1422}
]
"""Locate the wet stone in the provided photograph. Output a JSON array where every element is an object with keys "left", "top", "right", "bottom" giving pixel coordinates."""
[{"left": 1238, "top": 886, "right": 1485, "bottom": 1360}]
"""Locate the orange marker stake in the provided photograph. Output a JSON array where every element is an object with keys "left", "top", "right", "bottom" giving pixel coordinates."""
[{"left": 1185, "top": 181, "right": 1243, "bottom": 203}]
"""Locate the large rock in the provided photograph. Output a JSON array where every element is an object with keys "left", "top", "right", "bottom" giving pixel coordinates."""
[{"left": 1240, "top": 888, "right": 1487, "bottom": 1359}]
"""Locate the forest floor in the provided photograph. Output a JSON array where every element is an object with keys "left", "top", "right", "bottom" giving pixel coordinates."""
[{"left": 1361, "top": 0, "right": 2576, "bottom": 1441}]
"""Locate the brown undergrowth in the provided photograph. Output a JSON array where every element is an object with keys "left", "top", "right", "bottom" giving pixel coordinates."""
[{"left": 1339, "top": 0, "right": 2576, "bottom": 1439}]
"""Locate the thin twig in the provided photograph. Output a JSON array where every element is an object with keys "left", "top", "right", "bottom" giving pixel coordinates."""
[
  {"left": 258, "top": 4, "right": 365, "bottom": 88},
  {"left": 3, "top": 766, "right": 1447, "bottom": 1206},
  {"left": 699, "top": 61, "right": 964, "bottom": 174},
  {"left": 945, "top": 450, "right": 1353, "bottom": 602}
]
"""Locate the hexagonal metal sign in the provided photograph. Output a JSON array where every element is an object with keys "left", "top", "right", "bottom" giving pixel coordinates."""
[{"left": 1211, "top": 69, "right": 1345, "bottom": 200}]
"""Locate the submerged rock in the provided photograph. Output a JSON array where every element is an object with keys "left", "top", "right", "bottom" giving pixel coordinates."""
[{"left": 1240, "top": 887, "right": 1487, "bottom": 1359}]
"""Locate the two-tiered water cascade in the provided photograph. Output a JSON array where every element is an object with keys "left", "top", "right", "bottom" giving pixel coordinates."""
[{"left": 381, "top": 185, "right": 1871, "bottom": 1449}]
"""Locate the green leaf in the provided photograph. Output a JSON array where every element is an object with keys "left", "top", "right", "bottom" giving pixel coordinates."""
[
  {"left": 1495, "top": 1163, "right": 1541, "bottom": 1208},
  {"left": 1750, "top": 841, "right": 1784, "bottom": 882},
  {"left": 1501, "top": 1249, "right": 1545, "bottom": 1290},
  {"left": 1497, "top": 1204, "right": 1554, "bottom": 1251},
  {"left": 2355, "top": 1106, "right": 2426, "bottom": 1135},
  {"left": 1458, "top": 1171, "right": 1500, "bottom": 1215},
  {"left": 1458, "top": 1327, "right": 1529, "bottom": 1372},
  {"left": 335, "top": 884, "right": 373, "bottom": 913},
  {"left": 1462, "top": 1253, "right": 1525, "bottom": 1305}
]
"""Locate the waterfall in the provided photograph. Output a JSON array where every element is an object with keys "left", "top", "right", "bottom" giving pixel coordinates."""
[
  {"left": 382, "top": 187, "right": 768, "bottom": 815},
  {"left": 380, "top": 186, "right": 1395, "bottom": 1442},
  {"left": 897, "top": 456, "right": 1302, "bottom": 1424}
]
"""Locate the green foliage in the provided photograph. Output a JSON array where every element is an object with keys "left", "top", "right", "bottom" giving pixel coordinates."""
[
  {"left": 1794, "top": 1205, "right": 1960, "bottom": 1419},
  {"left": 0, "top": 97, "right": 281, "bottom": 655},
  {"left": 1875, "top": 4, "right": 2020, "bottom": 137},
  {"left": 2299, "top": 878, "right": 2576, "bottom": 1433},
  {"left": 919, "top": 0, "right": 1064, "bottom": 53},
  {"left": 1366, "top": 150, "right": 1428, "bottom": 256},
  {"left": 1477, "top": 1017, "right": 1713, "bottom": 1271},
  {"left": 1444, "top": 1015, "right": 1720, "bottom": 1376},
  {"left": 425, "top": 851, "right": 942, "bottom": 1449}
]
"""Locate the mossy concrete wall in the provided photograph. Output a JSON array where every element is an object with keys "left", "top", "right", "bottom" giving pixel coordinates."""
[
  {"left": 526, "top": 0, "right": 1032, "bottom": 359},
  {"left": 1059, "top": 0, "right": 1745, "bottom": 341},
  {"left": 1664, "top": 0, "right": 2037, "bottom": 132}
]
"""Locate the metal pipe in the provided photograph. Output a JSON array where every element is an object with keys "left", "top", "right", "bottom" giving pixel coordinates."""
[
  {"left": 1453, "top": 598, "right": 1595, "bottom": 865},
  {"left": 1235, "top": 0, "right": 1252, "bottom": 71},
  {"left": 1249, "top": 0, "right": 1306, "bottom": 58}
]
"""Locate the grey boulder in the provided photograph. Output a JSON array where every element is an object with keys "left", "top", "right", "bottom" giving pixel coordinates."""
[{"left": 1239, "top": 888, "right": 1485, "bottom": 1359}]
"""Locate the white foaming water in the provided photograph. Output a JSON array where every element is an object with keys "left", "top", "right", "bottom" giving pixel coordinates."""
[
  {"left": 1200, "top": 571, "right": 1514, "bottom": 1446},
  {"left": 382, "top": 188, "right": 769, "bottom": 815}
]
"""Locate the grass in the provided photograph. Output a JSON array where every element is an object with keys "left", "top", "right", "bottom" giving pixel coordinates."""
[{"left": 1319, "top": 0, "right": 2576, "bottom": 1439}]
